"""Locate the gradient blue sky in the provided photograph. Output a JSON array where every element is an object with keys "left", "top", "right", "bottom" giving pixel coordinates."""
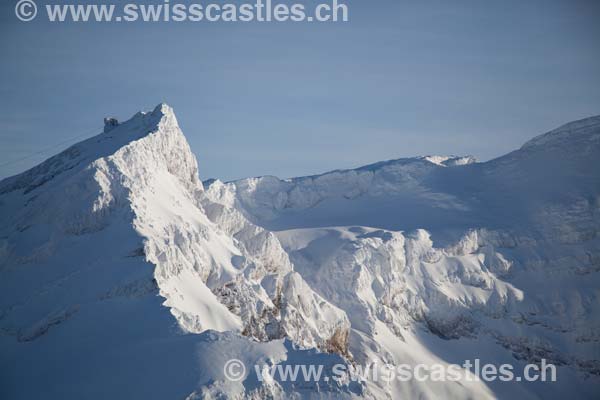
[{"left": 1, "top": 0, "right": 599, "bottom": 181}]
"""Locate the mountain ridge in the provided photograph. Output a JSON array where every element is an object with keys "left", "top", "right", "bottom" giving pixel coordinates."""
[{"left": 1, "top": 104, "right": 599, "bottom": 399}]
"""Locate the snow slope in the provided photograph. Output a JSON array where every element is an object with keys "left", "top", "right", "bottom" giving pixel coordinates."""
[
  {"left": 205, "top": 114, "right": 600, "bottom": 398},
  {"left": 1, "top": 105, "right": 599, "bottom": 399},
  {"left": 0, "top": 105, "right": 351, "bottom": 399}
]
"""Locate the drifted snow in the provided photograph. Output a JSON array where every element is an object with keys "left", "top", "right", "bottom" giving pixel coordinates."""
[{"left": 1, "top": 104, "right": 599, "bottom": 399}]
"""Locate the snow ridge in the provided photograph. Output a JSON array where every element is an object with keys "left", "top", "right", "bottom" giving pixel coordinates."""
[{"left": 521, "top": 115, "right": 600, "bottom": 149}]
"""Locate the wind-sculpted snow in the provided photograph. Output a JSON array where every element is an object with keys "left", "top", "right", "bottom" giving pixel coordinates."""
[
  {"left": 1, "top": 105, "right": 599, "bottom": 399},
  {"left": 275, "top": 227, "right": 522, "bottom": 337}
]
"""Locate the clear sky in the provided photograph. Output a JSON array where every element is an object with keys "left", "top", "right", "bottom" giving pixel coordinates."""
[{"left": 1, "top": 0, "right": 599, "bottom": 181}]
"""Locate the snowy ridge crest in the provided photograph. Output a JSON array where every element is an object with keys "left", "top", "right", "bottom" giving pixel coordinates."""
[{"left": 521, "top": 114, "right": 600, "bottom": 149}]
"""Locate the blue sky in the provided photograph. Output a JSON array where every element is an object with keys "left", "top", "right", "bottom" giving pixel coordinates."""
[{"left": 1, "top": 0, "right": 599, "bottom": 181}]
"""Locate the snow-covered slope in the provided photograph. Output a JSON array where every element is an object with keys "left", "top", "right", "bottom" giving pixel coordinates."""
[
  {"left": 0, "top": 105, "right": 351, "bottom": 399},
  {"left": 205, "top": 114, "right": 600, "bottom": 398},
  {"left": 1, "top": 105, "right": 599, "bottom": 399}
]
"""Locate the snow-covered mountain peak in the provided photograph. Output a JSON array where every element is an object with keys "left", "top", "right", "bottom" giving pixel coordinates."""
[
  {"left": 419, "top": 155, "right": 477, "bottom": 166},
  {"left": 0, "top": 103, "right": 186, "bottom": 196},
  {"left": 1, "top": 104, "right": 356, "bottom": 399},
  {"left": 2, "top": 107, "right": 599, "bottom": 399}
]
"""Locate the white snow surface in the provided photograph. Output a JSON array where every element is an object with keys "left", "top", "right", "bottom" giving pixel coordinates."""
[{"left": 1, "top": 104, "right": 599, "bottom": 399}]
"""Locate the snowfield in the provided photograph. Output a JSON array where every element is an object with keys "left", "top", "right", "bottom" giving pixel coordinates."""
[{"left": 1, "top": 104, "right": 599, "bottom": 399}]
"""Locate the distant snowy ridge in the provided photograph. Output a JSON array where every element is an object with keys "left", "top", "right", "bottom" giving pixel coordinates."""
[
  {"left": 203, "top": 154, "right": 477, "bottom": 225},
  {"left": 521, "top": 114, "right": 600, "bottom": 149}
]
